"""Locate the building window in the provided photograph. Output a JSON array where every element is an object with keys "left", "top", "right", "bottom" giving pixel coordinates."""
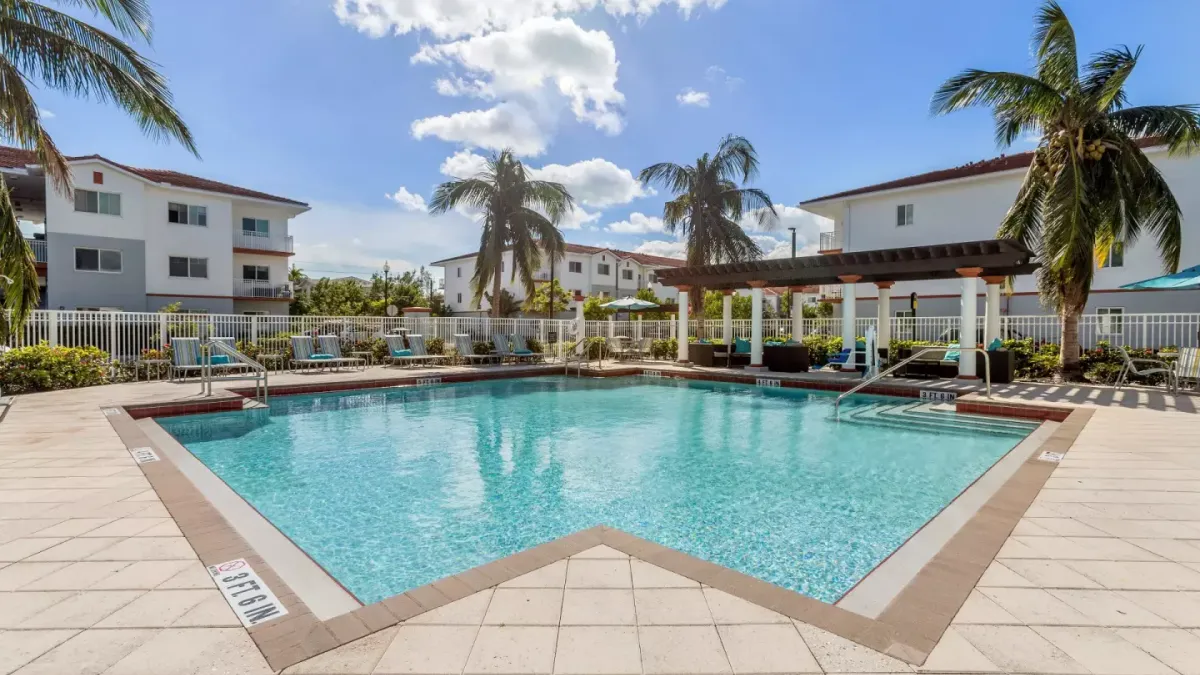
[
  {"left": 895, "top": 310, "right": 915, "bottom": 318},
  {"left": 74, "top": 247, "right": 122, "bottom": 273},
  {"left": 242, "top": 311, "right": 269, "bottom": 316},
  {"left": 568, "top": 261, "right": 582, "bottom": 273},
  {"left": 76, "top": 306, "right": 122, "bottom": 312},
  {"left": 168, "top": 203, "right": 207, "bottom": 226},
  {"left": 896, "top": 203, "right": 914, "bottom": 227},
  {"left": 242, "top": 265, "right": 270, "bottom": 282},
  {"left": 169, "top": 256, "right": 208, "bottom": 278},
  {"left": 241, "top": 217, "right": 269, "bottom": 237},
  {"left": 621, "top": 269, "right": 633, "bottom": 281},
  {"left": 456, "top": 293, "right": 463, "bottom": 303},
  {"left": 1101, "top": 242, "right": 1124, "bottom": 268},
  {"left": 74, "top": 189, "right": 121, "bottom": 216},
  {"left": 177, "top": 309, "right": 209, "bottom": 314},
  {"left": 597, "top": 263, "right": 611, "bottom": 275},
  {"left": 500, "top": 261, "right": 504, "bottom": 272},
  {"left": 1098, "top": 307, "right": 1124, "bottom": 335},
  {"left": 648, "top": 272, "right": 657, "bottom": 284},
  {"left": 456, "top": 267, "right": 462, "bottom": 278}
]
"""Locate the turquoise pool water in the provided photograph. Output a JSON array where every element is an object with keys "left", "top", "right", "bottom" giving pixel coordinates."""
[{"left": 159, "top": 376, "right": 1033, "bottom": 604}]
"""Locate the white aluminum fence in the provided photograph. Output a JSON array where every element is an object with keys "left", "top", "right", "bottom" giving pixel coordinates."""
[{"left": 5, "top": 310, "right": 1199, "bottom": 363}]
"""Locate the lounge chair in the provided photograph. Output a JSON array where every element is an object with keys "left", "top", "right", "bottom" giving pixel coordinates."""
[
  {"left": 170, "top": 337, "right": 203, "bottom": 381},
  {"left": 318, "top": 335, "right": 367, "bottom": 371},
  {"left": 1115, "top": 345, "right": 1178, "bottom": 393},
  {"left": 512, "top": 334, "right": 545, "bottom": 363},
  {"left": 1175, "top": 347, "right": 1200, "bottom": 392},
  {"left": 385, "top": 334, "right": 427, "bottom": 368},
  {"left": 493, "top": 334, "right": 536, "bottom": 364},
  {"left": 408, "top": 334, "right": 450, "bottom": 366},
  {"left": 454, "top": 334, "right": 499, "bottom": 365},
  {"left": 290, "top": 335, "right": 337, "bottom": 372},
  {"left": 637, "top": 337, "right": 654, "bottom": 360},
  {"left": 206, "top": 337, "right": 250, "bottom": 374}
]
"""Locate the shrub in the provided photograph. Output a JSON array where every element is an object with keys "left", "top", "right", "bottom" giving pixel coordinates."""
[
  {"left": 0, "top": 343, "right": 111, "bottom": 394},
  {"left": 650, "top": 338, "right": 677, "bottom": 360},
  {"left": 800, "top": 334, "right": 841, "bottom": 366},
  {"left": 473, "top": 341, "right": 493, "bottom": 355},
  {"left": 526, "top": 337, "right": 544, "bottom": 354},
  {"left": 425, "top": 336, "right": 445, "bottom": 355}
]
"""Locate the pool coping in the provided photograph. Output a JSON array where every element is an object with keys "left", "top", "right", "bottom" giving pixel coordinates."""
[{"left": 104, "top": 368, "right": 1094, "bottom": 671}]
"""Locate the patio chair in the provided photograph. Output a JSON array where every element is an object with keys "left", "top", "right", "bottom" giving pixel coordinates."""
[
  {"left": 290, "top": 335, "right": 336, "bottom": 372},
  {"left": 318, "top": 335, "right": 367, "bottom": 371},
  {"left": 493, "top": 334, "right": 536, "bottom": 364},
  {"left": 385, "top": 334, "right": 427, "bottom": 368},
  {"left": 636, "top": 337, "right": 654, "bottom": 360},
  {"left": 512, "top": 334, "right": 545, "bottom": 363},
  {"left": 170, "top": 337, "right": 203, "bottom": 381},
  {"left": 455, "top": 334, "right": 499, "bottom": 365},
  {"left": 1172, "top": 347, "right": 1199, "bottom": 392},
  {"left": 206, "top": 337, "right": 249, "bottom": 375},
  {"left": 1115, "top": 345, "right": 1178, "bottom": 393},
  {"left": 408, "top": 335, "right": 450, "bottom": 366}
]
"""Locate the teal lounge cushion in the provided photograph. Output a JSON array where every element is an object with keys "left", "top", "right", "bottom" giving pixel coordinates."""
[
  {"left": 514, "top": 349, "right": 534, "bottom": 355},
  {"left": 310, "top": 353, "right": 334, "bottom": 360},
  {"left": 987, "top": 337, "right": 1003, "bottom": 351},
  {"left": 391, "top": 349, "right": 412, "bottom": 358},
  {"left": 698, "top": 339, "right": 710, "bottom": 344},
  {"left": 944, "top": 343, "right": 961, "bottom": 362},
  {"left": 734, "top": 338, "right": 751, "bottom": 354},
  {"left": 209, "top": 354, "right": 230, "bottom": 365},
  {"left": 765, "top": 341, "right": 781, "bottom": 347},
  {"left": 784, "top": 339, "right": 798, "bottom": 345}
]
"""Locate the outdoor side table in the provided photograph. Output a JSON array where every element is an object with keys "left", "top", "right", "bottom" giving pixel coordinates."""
[
  {"left": 258, "top": 353, "right": 285, "bottom": 371},
  {"left": 350, "top": 350, "right": 373, "bottom": 366},
  {"left": 135, "top": 359, "right": 170, "bottom": 382}
]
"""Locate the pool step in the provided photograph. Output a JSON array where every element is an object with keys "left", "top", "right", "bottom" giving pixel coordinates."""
[{"left": 841, "top": 400, "right": 1037, "bottom": 436}]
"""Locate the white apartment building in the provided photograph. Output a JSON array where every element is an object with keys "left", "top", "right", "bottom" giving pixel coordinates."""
[
  {"left": 6, "top": 146, "right": 308, "bottom": 315},
  {"left": 432, "top": 243, "right": 686, "bottom": 315},
  {"left": 798, "top": 142, "right": 1200, "bottom": 321}
]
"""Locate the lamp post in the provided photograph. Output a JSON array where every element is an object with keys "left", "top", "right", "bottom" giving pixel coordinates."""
[
  {"left": 382, "top": 261, "right": 391, "bottom": 314},
  {"left": 788, "top": 227, "right": 797, "bottom": 258}
]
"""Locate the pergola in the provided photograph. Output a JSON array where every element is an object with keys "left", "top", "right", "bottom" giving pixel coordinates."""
[{"left": 653, "top": 239, "right": 1039, "bottom": 378}]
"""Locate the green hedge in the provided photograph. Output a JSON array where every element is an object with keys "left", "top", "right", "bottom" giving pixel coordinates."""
[{"left": 0, "top": 344, "right": 111, "bottom": 394}]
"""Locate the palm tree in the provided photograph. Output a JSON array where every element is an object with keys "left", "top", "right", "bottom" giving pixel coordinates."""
[
  {"left": 0, "top": 0, "right": 195, "bottom": 337},
  {"left": 638, "top": 135, "right": 778, "bottom": 315},
  {"left": 932, "top": 1, "right": 1200, "bottom": 378},
  {"left": 429, "top": 149, "right": 573, "bottom": 318}
]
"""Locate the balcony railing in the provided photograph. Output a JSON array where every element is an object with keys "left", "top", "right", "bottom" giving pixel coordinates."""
[
  {"left": 818, "top": 231, "right": 840, "bottom": 252},
  {"left": 233, "top": 233, "right": 294, "bottom": 254},
  {"left": 26, "top": 238, "right": 47, "bottom": 263},
  {"left": 819, "top": 285, "right": 843, "bottom": 300},
  {"left": 235, "top": 280, "right": 293, "bottom": 299}
]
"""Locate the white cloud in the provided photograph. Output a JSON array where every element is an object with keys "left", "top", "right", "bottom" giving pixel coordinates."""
[
  {"left": 439, "top": 149, "right": 491, "bottom": 178},
  {"left": 333, "top": 0, "right": 727, "bottom": 40},
  {"left": 414, "top": 17, "right": 624, "bottom": 134},
  {"left": 38, "top": 108, "right": 55, "bottom": 119},
  {"left": 632, "top": 239, "right": 686, "bottom": 259},
  {"left": 433, "top": 76, "right": 494, "bottom": 98},
  {"left": 705, "top": 65, "right": 742, "bottom": 90},
  {"left": 412, "top": 102, "right": 549, "bottom": 155},
  {"left": 438, "top": 151, "right": 649, "bottom": 209},
  {"left": 557, "top": 206, "right": 601, "bottom": 230},
  {"left": 607, "top": 212, "right": 664, "bottom": 234},
  {"left": 675, "top": 88, "right": 710, "bottom": 107},
  {"left": 385, "top": 186, "right": 426, "bottom": 211}
]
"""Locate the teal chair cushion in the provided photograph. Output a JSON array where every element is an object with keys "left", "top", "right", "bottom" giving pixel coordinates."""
[
  {"left": 208, "top": 354, "right": 230, "bottom": 365},
  {"left": 514, "top": 349, "right": 534, "bottom": 355},
  {"left": 698, "top": 339, "right": 710, "bottom": 344},
  {"left": 944, "top": 343, "right": 961, "bottom": 362},
  {"left": 310, "top": 353, "right": 334, "bottom": 360},
  {"left": 391, "top": 349, "right": 412, "bottom": 358},
  {"left": 987, "top": 337, "right": 1003, "bottom": 351},
  {"left": 734, "top": 338, "right": 751, "bottom": 354}
]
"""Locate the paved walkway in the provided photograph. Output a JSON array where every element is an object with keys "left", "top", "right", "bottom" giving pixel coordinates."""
[{"left": 1, "top": 366, "right": 1199, "bottom": 673}]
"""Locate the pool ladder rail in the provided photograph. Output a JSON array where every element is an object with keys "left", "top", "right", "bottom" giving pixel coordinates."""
[
  {"left": 201, "top": 339, "right": 269, "bottom": 404},
  {"left": 833, "top": 346, "right": 991, "bottom": 420},
  {"left": 563, "top": 336, "right": 599, "bottom": 376}
]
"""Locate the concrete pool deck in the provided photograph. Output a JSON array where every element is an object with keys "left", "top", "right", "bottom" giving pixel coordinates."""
[{"left": 2, "top": 363, "right": 1200, "bottom": 674}]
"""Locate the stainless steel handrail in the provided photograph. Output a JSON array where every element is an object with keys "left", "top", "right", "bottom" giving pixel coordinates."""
[
  {"left": 563, "top": 335, "right": 593, "bottom": 376},
  {"left": 834, "top": 346, "right": 991, "bottom": 420},
  {"left": 203, "top": 339, "right": 269, "bottom": 403}
]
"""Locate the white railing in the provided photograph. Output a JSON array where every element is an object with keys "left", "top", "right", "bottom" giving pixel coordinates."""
[
  {"left": 6, "top": 310, "right": 1200, "bottom": 364},
  {"left": 233, "top": 233, "right": 294, "bottom": 254},
  {"left": 25, "top": 238, "right": 47, "bottom": 263},
  {"left": 235, "top": 280, "right": 294, "bottom": 298},
  {"left": 819, "top": 231, "right": 840, "bottom": 252}
]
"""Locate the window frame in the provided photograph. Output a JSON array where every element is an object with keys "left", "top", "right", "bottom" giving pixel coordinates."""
[
  {"left": 242, "top": 264, "right": 271, "bottom": 282},
  {"left": 168, "top": 202, "right": 208, "bottom": 226},
  {"left": 74, "top": 247, "right": 123, "bottom": 273},
  {"left": 1100, "top": 241, "right": 1125, "bottom": 268},
  {"left": 168, "top": 256, "right": 209, "bottom": 279},
  {"left": 241, "top": 217, "right": 270, "bottom": 237},
  {"left": 1097, "top": 307, "right": 1124, "bottom": 335},
  {"left": 568, "top": 261, "right": 583, "bottom": 273},
  {"left": 597, "top": 263, "right": 611, "bottom": 276},
  {"left": 896, "top": 203, "right": 914, "bottom": 227},
  {"left": 621, "top": 268, "right": 634, "bottom": 281},
  {"left": 456, "top": 292, "right": 463, "bottom": 304},
  {"left": 74, "top": 189, "right": 122, "bottom": 216}
]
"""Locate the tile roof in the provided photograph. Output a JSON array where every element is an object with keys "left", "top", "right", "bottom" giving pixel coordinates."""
[
  {"left": 431, "top": 242, "right": 687, "bottom": 267},
  {"left": 0, "top": 145, "right": 307, "bottom": 207}
]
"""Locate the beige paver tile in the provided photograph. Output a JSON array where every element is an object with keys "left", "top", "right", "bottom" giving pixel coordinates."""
[
  {"left": 630, "top": 560, "right": 698, "bottom": 588},
  {"left": 0, "top": 520, "right": 60, "bottom": 545},
  {"left": 464, "top": 626, "right": 557, "bottom": 674},
  {"left": 499, "top": 561, "right": 567, "bottom": 589},
  {"left": 565, "top": 559, "right": 631, "bottom": 589},
  {"left": 170, "top": 591, "right": 240, "bottom": 627},
  {"left": 0, "top": 562, "right": 70, "bottom": 591},
  {"left": 1031, "top": 626, "right": 1176, "bottom": 675},
  {"left": 23, "top": 537, "right": 121, "bottom": 562},
  {"left": 156, "top": 562, "right": 215, "bottom": 590},
  {"left": 1048, "top": 589, "right": 1174, "bottom": 627},
  {"left": 638, "top": 625, "right": 731, "bottom": 675},
  {"left": 0, "top": 538, "right": 68, "bottom": 562},
  {"left": 0, "top": 591, "right": 72, "bottom": 628},
  {"left": 635, "top": 588, "right": 713, "bottom": 625},
  {"left": 0, "top": 629, "right": 78, "bottom": 675},
  {"left": 1120, "top": 591, "right": 1200, "bottom": 628},
  {"left": 373, "top": 625, "right": 479, "bottom": 674},
  {"left": 998, "top": 558, "right": 1103, "bottom": 589},
  {"left": 82, "top": 518, "right": 167, "bottom": 538},
  {"left": 560, "top": 589, "right": 635, "bottom": 626},
  {"left": 951, "top": 590, "right": 1021, "bottom": 624},
  {"left": 702, "top": 587, "right": 790, "bottom": 624},
  {"left": 29, "top": 518, "right": 113, "bottom": 538},
  {"left": 483, "top": 588, "right": 563, "bottom": 626},
  {"left": 975, "top": 561, "right": 1035, "bottom": 588},
  {"left": 719, "top": 623, "right": 821, "bottom": 673},
  {"left": 21, "top": 561, "right": 130, "bottom": 591},
  {"left": 792, "top": 622, "right": 912, "bottom": 672},
  {"left": 954, "top": 624, "right": 1087, "bottom": 674},
  {"left": 103, "top": 627, "right": 273, "bottom": 675},
  {"left": 1115, "top": 628, "right": 1200, "bottom": 675},
  {"left": 1066, "top": 560, "right": 1200, "bottom": 590},
  {"left": 918, "top": 626, "right": 1001, "bottom": 673},
  {"left": 16, "top": 589, "right": 143, "bottom": 628},
  {"left": 571, "top": 545, "right": 628, "bottom": 559},
  {"left": 87, "top": 536, "right": 195, "bottom": 561},
  {"left": 553, "top": 626, "right": 640, "bottom": 675},
  {"left": 283, "top": 626, "right": 398, "bottom": 674},
  {"left": 95, "top": 589, "right": 213, "bottom": 628},
  {"left": 92, "top": 560, "right": 195, "bottom": 590},
  {"left": 135, "top": 520, "right": 183, "bottom": 537},
  {"left": 13, "top": 628, "right": 156, "bottom": 675},
  {"left": 408, "top": 589, "right": 493, "bottom": 625},
  {"left": 1131, "top": 538, "right": 1200, "bottom": 563},
  {"left": 1023, "top": 517, "right": 1111, "bottom": 537}
]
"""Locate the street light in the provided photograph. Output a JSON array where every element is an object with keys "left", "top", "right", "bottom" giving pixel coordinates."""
[
  {"left": 787, "top": 227, "right": 797, "bottom": 258},
  {"left": 382, "top": 261, "right": 391, "bottom": 313}
]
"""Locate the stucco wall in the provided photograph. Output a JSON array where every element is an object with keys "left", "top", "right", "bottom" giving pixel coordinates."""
[{"left": 46, "top": 233, "right": 146, "bottom": 311}]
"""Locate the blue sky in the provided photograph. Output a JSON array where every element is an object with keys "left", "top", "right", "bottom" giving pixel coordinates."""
[{"left": 32, "top": 0, "right": 1200, "bottom": 280}]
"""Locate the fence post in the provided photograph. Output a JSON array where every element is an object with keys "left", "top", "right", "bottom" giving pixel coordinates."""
[
  {"left": 158, "top": 313, "right": 168, "bottom": 349},
  {"left": 47, "top": 310, "right": 59, "bottom": 347},
  {"left": 251, "top": 315, "right": 259, "bottom": 344},
  {"left": 109, "top": 313, "right": 118, "bottom": 361}
]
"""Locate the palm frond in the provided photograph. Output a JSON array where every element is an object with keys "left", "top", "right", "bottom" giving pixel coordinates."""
[
  {"left": 1032, "top": 0, "right": 1079, "bottom": 93},
  {"left": 1082, "top": 45, "right": 1140, "bottom": 112},
  {"left": 0, "top": 59, "right": 70, "bottom": 191},
  {"left": 428, "top": 178, "right": 494, "bottom": 214},
  {"left": 1039, "top": 148, "right": 1094, "bottom": 310},
  {"left": 931, "top": 70, "right": 1061, "bottom": 118},
  {"left": 638, "top": 162, "right": 692, "bottom": 194},
  {"left": 0, "top": 179, "right": 39, "bottom": 340},
  {"left": 710, "top": 134, "right": 759, "bottom": 184},
  {"left": 522, "top": 180, "right": 573, "bottom": 225},
  {"left": 997, "top": 162, "right": 1048, "bottom": 250},
  {"left": 1108, "top": 105, "right": 1200, "bottom": 155},
  {"left": 52, "top": 0, "right": 152, "bottom": 40}
]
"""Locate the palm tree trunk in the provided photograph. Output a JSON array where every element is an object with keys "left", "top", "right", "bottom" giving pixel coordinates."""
[
  {"left": 492, "top": 269, "right": 503, "bottom": 319},
  {"left": 1058, "top": 307, "right": 1083, "bottom": 380}
]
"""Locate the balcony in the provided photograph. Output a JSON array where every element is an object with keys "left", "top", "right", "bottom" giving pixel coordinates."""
[
  {"left": 234, "top": 280, "right": 293, "bottom": 299},
  {"left": 818, "top": 231, "right": 841, "bottom": 253},
  {"left": 26, "top": 238, "right": 47, "bottom": 263},
  {"left": 233, "top": 233, "right": 294, "bottom": 255},
  {"left": 819, "top": 285, "right": 843, "bottom": 301}
]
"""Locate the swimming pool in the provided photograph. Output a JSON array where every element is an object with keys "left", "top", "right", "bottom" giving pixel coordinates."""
[{"left": 158, "top": 376, "right": 1036, "bottom": 605}]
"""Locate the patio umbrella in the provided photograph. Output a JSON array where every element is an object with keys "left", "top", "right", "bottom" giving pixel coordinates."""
[
  {"left": 1120, "top": 264, "right": 1200, "bottom": 291},
  {"left": 599, "top": 297, "right": 660, "bottom": 311}
]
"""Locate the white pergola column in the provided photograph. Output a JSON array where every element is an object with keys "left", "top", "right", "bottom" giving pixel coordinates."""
[
  {"left": 875, "top": 281, "right": 893, "bottom": 360},
  {"left": 574, "top": 294, "right": 586, "bottom": 340},
  {"left": 790, "top": 286, "right": 804, "bottom": 340},
  {"left": 722, "top": 290, "right": 733, "bottom": 348},
  {"left": 983, "top": 276, "right": 1003, "bottom": 347},
  {"left": 749, "top": 281, "right": 767, "bottom": 368},
  {"left": 957, "top": 267, "right": 981, "bottom": 379},
  {"left": 838, "top": 274, "right": 862, "bottom": 371},
  {"left": 676, "top": 286, "right": 690, "bottom": 363}
]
